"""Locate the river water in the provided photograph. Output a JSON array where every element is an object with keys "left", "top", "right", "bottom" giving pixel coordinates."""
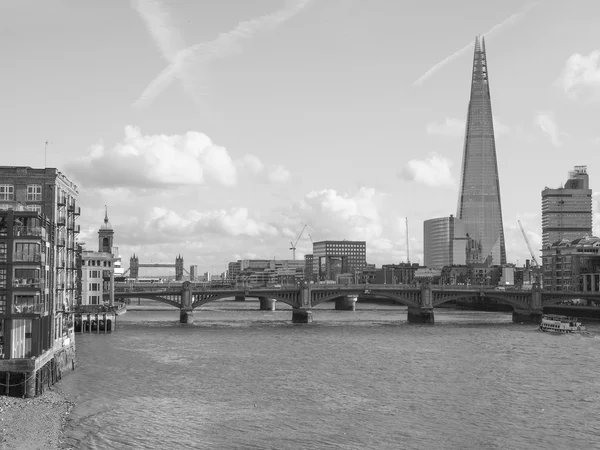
[{"left": 58, "top": 300, "right": 600, "bottom": 450}]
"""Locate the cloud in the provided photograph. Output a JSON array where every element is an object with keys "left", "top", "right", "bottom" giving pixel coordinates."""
[
  {"left": 413, "top": 2, "right": 540, "bottom": 86},
  {"left": 556, "top": 50, "right": 600, "bottom": 101},
  {"left": 398, "top": 153, "right": 456, "bottom": 187},
  {"left": 534, "top": 111, "right": 564, "bottom": 147},
  {"left": 66, "top": 127, "right": 290, "bottom": 189},
  {"left": 427, "top": 117, "right": 509, "bottom": 138},
  {"left": 65, "top": 126, "right": 237, "bottom": 188},
  {"left": 132, "top": 0, "right": 315, "bottom": 108},
  {"left": 267, "top": 165, "right": 291, "bottom": 183}
]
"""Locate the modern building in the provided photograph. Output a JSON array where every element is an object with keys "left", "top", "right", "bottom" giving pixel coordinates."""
[
  {"left": 312, "top": 240, "right": 366, "bottom": 282},
  {"left": 541, "top": 165, "right": 593, "bottom": 248},
  {"left": 0, "top": 167, "right": 79, "bottom": 397},
  {"left": 456, "top": 36, "right": 506, "bottom": 266},
  {"left": 189, "top": 265, "right": 198, "bottom": 281},
  {"left": 423, "top": 215, "right": 471, "bottom": 268},
  {"left": 80, "top": 209, "right": 116, "bottom": 306},
  {"left": 542, "top": 235, "right": 600, "bottom": 292}
]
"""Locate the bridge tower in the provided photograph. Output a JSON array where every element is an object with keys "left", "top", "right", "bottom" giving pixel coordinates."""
[
  {"left": 175, "top": 254, "right": 184, "bottom": 281},
  {"left": 129, "top": 254, "right": 139, "bottom": 279}
]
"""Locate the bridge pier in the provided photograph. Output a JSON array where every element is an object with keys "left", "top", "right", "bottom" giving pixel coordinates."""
[
  {"left": 512, "top": 309, "right": 542, "bottom": 324},
  {"left": 335, "top": 295, "right": 357, "bottom": 311},
  {"left": 259, "top": 297, "right": 276, "bottom": 311},
  {"left": 407, "top": 307, "right": 434, "bottom": 324},
  {"left": 180, "top": 309, "right": 194, "bottom": 324},
  {"left": 235, "top": 295, "right": 245, "bottom": 302},
  {"left": 292, "top": 308, "right": 313, "bottom": 323}
]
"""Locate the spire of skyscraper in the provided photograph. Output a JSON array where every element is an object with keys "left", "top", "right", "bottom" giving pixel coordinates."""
[{"left": 457, "top": 36, "right": 506, "bottom": 266}]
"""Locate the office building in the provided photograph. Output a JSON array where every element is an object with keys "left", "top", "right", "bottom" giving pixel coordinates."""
[
  {"left": 542, "top": 235, "right": 600, "bottom": 292},
  {"left": 456, "top": 36, "right": 506, "bottom": 266},
  {"left": 424, "top": 215, "right": 471, "bottom": 268},
  {"left": 542, "top": 165, "right": 593, "bottom": 248},
  {"left": 312, "top": 240, "right": 366, "bottom": 281}
]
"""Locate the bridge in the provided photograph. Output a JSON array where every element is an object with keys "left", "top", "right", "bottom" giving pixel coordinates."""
[{"left": 113, "top": 281, "right": 600, "bottom": 324}]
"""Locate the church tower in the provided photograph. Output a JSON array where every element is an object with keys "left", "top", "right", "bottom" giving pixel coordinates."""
[
  {"left": 457, "top": 36, "right": 506, "bottom": 266},
  {"left": 98, "top": 205, "right": 114, "bottom": 253},
  {"left": 175, "top": 254, "right": 184, "bottom": 281}
]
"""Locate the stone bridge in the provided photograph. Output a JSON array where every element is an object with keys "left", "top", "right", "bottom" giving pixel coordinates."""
[{"left": 113, "top": 282, "right": 600, "bottom": 324}]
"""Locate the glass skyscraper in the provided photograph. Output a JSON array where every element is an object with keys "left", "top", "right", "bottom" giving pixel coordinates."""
[{"left": 457, "top": 36, "right": 506, "bottom": 266}]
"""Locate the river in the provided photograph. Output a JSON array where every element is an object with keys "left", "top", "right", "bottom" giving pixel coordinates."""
[{"left": 58, "top": 300, "right": 600, "bottom": 449}]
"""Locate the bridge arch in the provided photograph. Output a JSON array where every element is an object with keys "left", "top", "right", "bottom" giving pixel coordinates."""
[{"left": 114, "top": 293, "right": 181, "bottom": 308}]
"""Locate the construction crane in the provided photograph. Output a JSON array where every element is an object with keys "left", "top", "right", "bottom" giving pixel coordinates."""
[
  {"left": 518, "top": 220, "right": 539, "bottom": 267},
  {"left": 406, "top": 217, "right": 410, "bottom": 263},
  {"left": 289, "top": 225, "right": 307, "bottom": 260}
]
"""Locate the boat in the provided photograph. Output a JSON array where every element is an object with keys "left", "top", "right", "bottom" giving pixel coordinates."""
[{"left": 539, "top": 314, "right": 586, "bottom": 333}]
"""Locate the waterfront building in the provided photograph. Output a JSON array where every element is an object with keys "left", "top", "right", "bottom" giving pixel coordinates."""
[
  {"left": 361, "top": 263, "right": 420, "bottom": 284},
  {"left": 0, "top": 166, "right": 79, "bottom": 397},
  {"left": 423, "top": 215, "right": 471, "bottom": 268},
  {"left": 304, "top": 254, "right": 316, "bottom": 282},
  {"left": 80, "top": 209, "right": 116, "bottom": 306},
  {"left": 227, "top": 261, "right": 241, "bottom": 281},
  {"left": 312, "top": 240, "right": 366, "bottom": 282},
  {"left": 542, "top": 235, "right": 600, "bottom": 292},
  {"left": 541, "top": 165, "right": 592, "bottom": 248},
  {"left": 456, "top": 36, "right": 506, "bottom": 266}
]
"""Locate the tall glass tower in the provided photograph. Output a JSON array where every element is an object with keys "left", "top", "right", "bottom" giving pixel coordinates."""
[{"left": 457, "top": 36, "right": 506, "bottom": 266}]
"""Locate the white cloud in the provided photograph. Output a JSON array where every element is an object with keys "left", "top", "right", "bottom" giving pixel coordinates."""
[
  {"left": 267, "top": 165, "right": 291, "bottom": 183},
  {"left": 240, "top": 154, "right": 264, "bottom": 174},
  {"left": 556, "top": 50, "right": 600, "bottom": 101},
  {"left": 191, "top": 207, "right": 279, "bottom": 238},
  {"left": 427, "top": 117, "right": 509, "bottom": 138},
  {"left": 426, "top": 118, "right": 465, "bottom": 137},
  {"left": 66, "top": 126, "right": 237, "bottom": 188},
  {"left": 398, "top": 153, "right": 456, "bottom": 187},
  {"left": 534, "top": 111, "right": 563, "bottom": 147}
]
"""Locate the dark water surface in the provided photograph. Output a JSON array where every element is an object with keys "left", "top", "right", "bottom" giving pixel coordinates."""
[{"left": 59, "top": 301, "right": 600, "bottom": 449}]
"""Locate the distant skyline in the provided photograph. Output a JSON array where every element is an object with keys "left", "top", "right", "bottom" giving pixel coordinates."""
[{"left": 1, "top": 0, "right": 599, "bottom": 272}]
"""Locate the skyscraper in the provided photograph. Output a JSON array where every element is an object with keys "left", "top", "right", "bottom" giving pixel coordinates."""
[
  {"left": 541, "top": 165, "right": 592, "bottom": 248},
  {"left": 457, "top": 36, "right": 506, "bottom": 266}
]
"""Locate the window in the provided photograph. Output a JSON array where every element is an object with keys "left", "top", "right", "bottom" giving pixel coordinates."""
[
  {"left": 0, "top": 242, "right": 6, "bottom": 263},
  {"left": 0, "top": 269, "right": 6, "bottom": 288},
  {"left": 26, "top": 185, "right": 42, "bottom": 201},
  {"left": 0, "top": 185, "right": 14, "bottom": 201},
  {"left": 26, "top": 205, "right": 42, "bottom": 213},
  {"left": 89, "top": 282, "right": 100, "bottom": 291}
]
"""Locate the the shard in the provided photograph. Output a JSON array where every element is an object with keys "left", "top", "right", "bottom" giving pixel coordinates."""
[{"left": 457, "top": 36, "right": 506, "bottom": 266}]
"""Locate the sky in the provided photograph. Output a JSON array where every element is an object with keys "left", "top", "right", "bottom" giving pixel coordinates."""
[{"left": 1, "top": 0, "right": 600, "bottom": 274}]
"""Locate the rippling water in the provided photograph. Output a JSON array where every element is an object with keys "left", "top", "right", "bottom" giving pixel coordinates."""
[{"left": 58, "top": 300, "right": 600, "bottom": 449}]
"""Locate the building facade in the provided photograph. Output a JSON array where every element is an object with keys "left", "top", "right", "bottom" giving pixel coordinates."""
[
  {"left": 80, "top": 210, "right": 115, "bottom": 306},
  {"left": 423, "top": 215, "right": 470, "bottom": 269},
  {"left": 312, "top": 240, "right": 367, "bottom": 281},
  {"left": 456, "top": 37, "right": 506, "bottom": 266},
  {"left": 0, "top": 167, "right": 79, "bottom": 396},
  {"left": 542, "top": 236, "right": 600, "bottom": 292},
  {"left": 541, "top": 165, "right": 592, "bottom": 248}
]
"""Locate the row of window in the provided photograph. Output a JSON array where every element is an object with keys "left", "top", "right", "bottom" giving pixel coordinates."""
[
  {"left": 0, "top": 185, "right": 42, "bottom": 201},
  {"left": 82, "top": 260, "right": 112, "bottom": 267}
]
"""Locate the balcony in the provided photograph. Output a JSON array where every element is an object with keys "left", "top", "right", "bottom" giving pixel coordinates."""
[
  {"left": 57, "top": 282, "right": 65, "bottom": 289},
  {"left": 13, "top": 226, "right": 47, "bottom": 239},
  {"left": 57, "top": 195, "right": 66, "bottom": 206},
  {"left": 13, "top": 302, "right": 47, "bottom": 315},
  {"left": 74, "top": 224, "right": 80, "bottom": 234},
  {"left": 73, "top": 206, "right": 81, "bottom": 216},
  {"left": 57, "top": 237, "right": 66, "bottom": 247},
  {"left": 13, "top": 252, "right": 45, "bottom": 263},
  {"left": 56, "top": 214, "right": 66, "bottom": 227},
  {"left": 13, "top": 278, "right": 45, "bottom": 289},
  {"left": 57, "top": 259, "right": 66, "bottom": 269}
]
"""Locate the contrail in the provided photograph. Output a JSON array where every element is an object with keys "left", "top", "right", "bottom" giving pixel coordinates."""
[
  {"left": 412, "top": 2, "right": 540, "bottom": 87},
  {"left": 132, "top": 0, "right": 315, "bottom": 109}
]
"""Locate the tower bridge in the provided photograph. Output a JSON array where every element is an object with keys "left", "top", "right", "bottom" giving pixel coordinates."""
[{"left": 113, "top": 282, "right": 600, "bottom": 324}]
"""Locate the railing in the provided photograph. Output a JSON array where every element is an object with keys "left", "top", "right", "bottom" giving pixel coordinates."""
[
  {"left": 73, "top": 206, "right": 81, "bottom": 216},
  {"left": 13, "top": 226, "right": 47, "bottom": 239},
  {"left": 13, "top": 303, "right": 47, "bottom": 315},
  {"left": 74, "top": 224, "right": 80, "bottom": 233},
  {"left": 57, "top": 259, "right": 66, "bottom": 269},
  {"left": 57, "top": 195, "right": 66, "bottom": 206},
  {"left": 57, "top": 237, "right": 65, "bottom": 247},
  {"left": 57, "top": 282, "right": 65, "bottom": 289},
  {"left": 13, "top": 278, "right": 45, "bottom": 289},
  {"left": 56, "top": 214, "right": 66, "bottom": 226}
]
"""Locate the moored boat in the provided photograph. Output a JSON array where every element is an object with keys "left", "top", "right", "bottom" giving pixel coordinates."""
[{"left": 539, "top": 314, "right": 586, "bottom": 333}]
